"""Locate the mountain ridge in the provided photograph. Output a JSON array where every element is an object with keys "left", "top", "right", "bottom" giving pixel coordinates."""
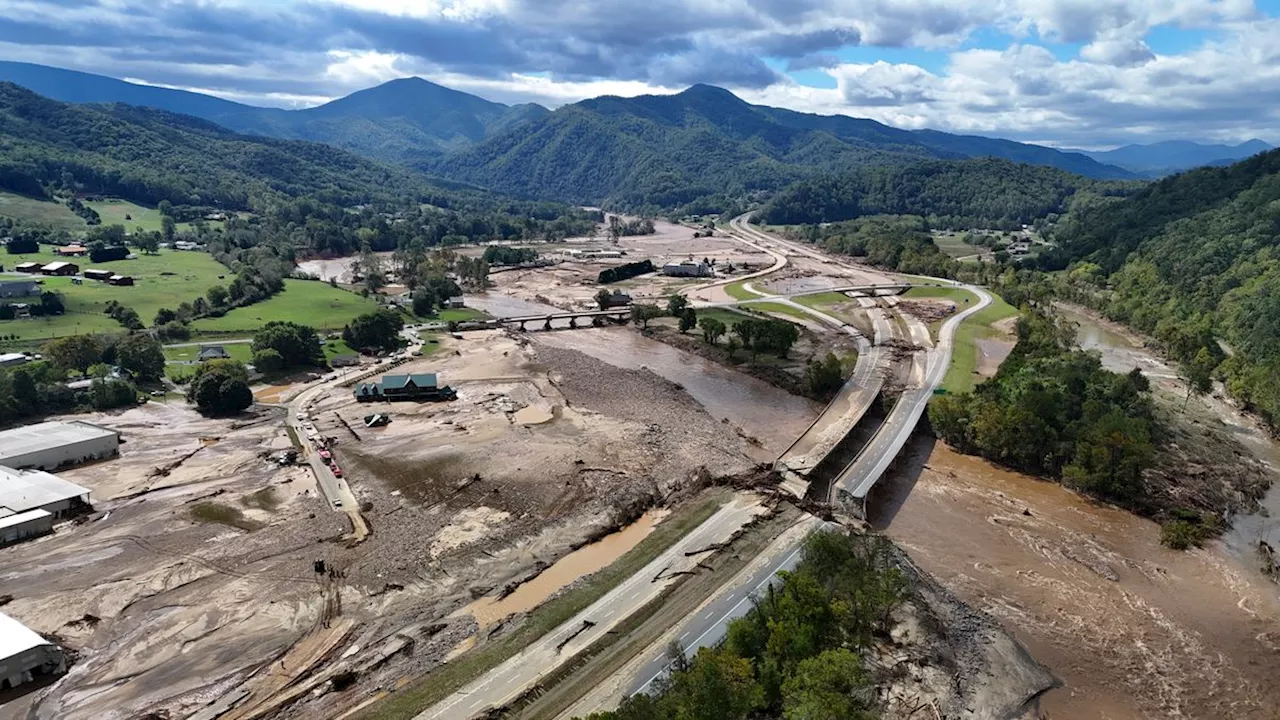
[
  {"left": 1063, "top": 139, "right": 1274, "bottom": 176},
  {"left": 437, "top": 84, "right": 1136, "bottom": 210},
  {"left": 0, "top": 61, "right": 546, "bottom": 163}
]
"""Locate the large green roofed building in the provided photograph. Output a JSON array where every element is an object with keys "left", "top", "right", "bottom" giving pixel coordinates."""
[{"left": 354, "top": 373, "right": 456, "bottom": 402}]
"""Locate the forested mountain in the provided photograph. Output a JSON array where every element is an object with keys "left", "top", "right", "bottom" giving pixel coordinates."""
[
  {"left": 756, "top": 158, "right": 1137, "bottom": 228},
  {"left": 438, "top": 85, "right": 1135, "bottom": 211},
  {"left": 1044, "top": 148, "right": 1280, "bottom": 427},
  {"left": 1065, "top": 139, "right": 1273, "bottom": 177},
  {"left": 0, "top": 62, "right": 546, "bottom": 164},
  {"left": 0, "top": 82, "right": 431, "bottom": 209}
]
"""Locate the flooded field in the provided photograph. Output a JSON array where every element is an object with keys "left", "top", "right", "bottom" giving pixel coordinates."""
[
  {"left": 463, "top": 509, "right": 669, "bottom": 629},
  {"left": 533, "top": 327, "right": 820, "bottom": 458}
]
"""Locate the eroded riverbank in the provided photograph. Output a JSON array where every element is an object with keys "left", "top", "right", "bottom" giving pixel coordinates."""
[{"left": 877, "top": 440, "right": 1280, "bottom": 719}]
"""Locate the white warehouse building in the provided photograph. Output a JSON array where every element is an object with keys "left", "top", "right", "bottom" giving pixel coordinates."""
[
  {"left": 0, "top": 421, "right": 119, "bottom": 471},
  {"left": 0, "top": 612, "right": 66, "bottom": 691}
]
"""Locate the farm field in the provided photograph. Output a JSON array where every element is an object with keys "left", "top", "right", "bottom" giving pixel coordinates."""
[
  {"left": 84, "top": 199, "right": 224, "bottom": 233},
  {"left": 931, "top": 232, "right": 987, "bottom": 259},
  {"left": 0, "top": 249, "right": 230, "bottom": 344},
  {"left": 192, "top": 279, "right": 381, "bottom": 333},
  {"left": 0, "top": 192, "right": 86, "bottom": 233}
]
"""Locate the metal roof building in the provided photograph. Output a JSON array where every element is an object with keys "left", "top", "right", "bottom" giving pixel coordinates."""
[
  {"left": 0, "top": 465, "right": 91, "bottom": 518},
  {"left": 0, "top": 611, "right": 65, "bottom": 691},
  {"left": 0, "top": 420, "right": 120, "bottom": 471}
]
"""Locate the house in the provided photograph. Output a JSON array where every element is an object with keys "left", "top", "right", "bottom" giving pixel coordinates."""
[
  {"left": 40, "top": 262, "right": 78, "bottom": 276},
  {"left": 0, "top": 275, "right": 40, "bottom": 298},
  {"left": 13, "top": 262, "right": 39, "bottom": 274},
  {"left": 446, "top": 296, "right": 465, "bottom": 309},
  {"left": 82, "top": 269, "right": 113, "bottom": 282},
  {"left": 198, "top": 345, "right": 230, "bottom": 361},
  {"left": 55, "top": 244, "right": 87, "bottom": 257},
  {"left": 601, "top": 290, "right": 633, "bottom": 308},
  {"left": 354, "top": 373, "right": 457, "bottom": 403},
  {"left": 330, "top": 354, "right": 360, "bottom": 368},
  {"left": 662, "top": 260, "right": 712, "bottom": 278},
  {"left": 107, "top": 275, "right": 134, "bottom": 286}
]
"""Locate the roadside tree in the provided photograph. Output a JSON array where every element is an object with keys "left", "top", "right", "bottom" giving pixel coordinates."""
[
  {"left": 699, "top": 317, "right": 726, "bottom": 345},
  {"left": 679, "top": 307, "right": 697, "bottom": 334}
]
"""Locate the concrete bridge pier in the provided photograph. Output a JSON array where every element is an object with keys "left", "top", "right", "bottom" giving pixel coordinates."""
[
  {"left": 569, "top": 316, "right": 579, "bottom": 328},
  {"left": 543, "top": 319, "right": 553, "bottom": 331}
]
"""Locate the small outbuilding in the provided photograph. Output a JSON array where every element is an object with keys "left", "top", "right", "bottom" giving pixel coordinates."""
[
  {"left": 55, "top": 244, "right": 87, "bottom": 257},
  {"left": 662, "top": 260, "right": 712, "bottom": 278},
  {"left": 82, "top": 268, "right": 113, "bottom": 282},
  {"left": 12, "top": 263, "right": 39, "bottom": 274},
  {"left": 39, "top": 262, "right": 78, "bottom": 277},
  {"left": 0, "top": 275, "right": 40, "bottom": 298},
  {"left": 446, "top": 296, "right": 465, "bottom": 309},
  {"left": 107, "top": 275, "right": 134, "bottom": 286},
  {"left": 198, "top": 345, "right": 230, "bottom": 361},
  {"left": 330, "top": 354, "right": 360, "bottom": 368}
]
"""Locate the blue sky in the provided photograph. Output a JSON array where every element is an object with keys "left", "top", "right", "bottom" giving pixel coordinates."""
[{"left": 0, "top": 0, "right": 1277, "bottom": 148}]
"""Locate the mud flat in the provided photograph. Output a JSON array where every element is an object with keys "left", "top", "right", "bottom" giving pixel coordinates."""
[
  {"left": 875, "top": 440, "right": 1280, "bottom": 719},
  {"left": 531, "top": 327, "right": 820, "bottom": 459},
  {"left": 0, "top": 403, "right": 347, "bottom": 720}
]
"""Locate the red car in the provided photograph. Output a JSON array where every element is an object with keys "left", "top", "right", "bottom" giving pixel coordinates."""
[
  {"left": 318, "top": 449, "right": 332, "bottom": 461},
  {"left": 331, "top": 465, "right": 343, "bottom": 478}
]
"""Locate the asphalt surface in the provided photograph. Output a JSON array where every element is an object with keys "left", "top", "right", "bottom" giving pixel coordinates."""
[
  {"left": 837, "top": 284, "right": 993, "bottom": 502},
  {"left": 415, "top": 497, "right": 768, "bottom": 720},
  {"left": 582, "top": 230, "right": 994, "bottom": 711},
  {"left": 625, "top": 517, "right": 829, "bottom": 697}
]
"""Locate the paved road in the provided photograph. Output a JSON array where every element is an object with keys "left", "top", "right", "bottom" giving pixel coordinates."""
[
  {"left": 834, "top": 284, "right": 992, "bottom": 506},
  {"left": 414, "top": 497, "right": 768, "bottom": 720},
  {"left": 567, "top": 228, "right": 994, "bottom": 714}
]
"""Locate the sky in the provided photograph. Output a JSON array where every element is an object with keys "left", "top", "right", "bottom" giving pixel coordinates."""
[{"left": 1, "top": 0, "right": 1278, "bottom": 148}]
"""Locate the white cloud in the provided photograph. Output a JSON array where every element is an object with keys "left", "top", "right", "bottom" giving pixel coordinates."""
[{"left": 0, "top": 1, "right": 1275, "bottom": 145}]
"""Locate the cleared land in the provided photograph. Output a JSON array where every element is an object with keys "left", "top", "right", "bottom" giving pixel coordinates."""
[
  {"left": 0, "top": 249, "right": 231, "bottom": 343},
  {"left": 931, "top": 232, "right": 987, "bottom": 259},
  {"left": 84, "top": 198, "right": 223, "bottom": 233},
  {"left": 191, "top": 279, "right": 380, "bottom": 333},
  {"left": 0, "top": 192, "right": 86, "bottom": 233},
  {"left": 908, "top": 287, "right": 1019, "bottom": 393}
]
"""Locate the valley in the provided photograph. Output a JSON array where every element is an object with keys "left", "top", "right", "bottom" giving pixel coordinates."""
[{"left": 0, "top": 47, "right": 1278, "bottom": 720}]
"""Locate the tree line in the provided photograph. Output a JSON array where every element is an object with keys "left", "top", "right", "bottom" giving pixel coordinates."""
[
  {"left": 1034, "top": 148, "right": 1280, "bottom": 431},
  {"left": 582, "top": 532, "right": 908, "bottom": 720}
]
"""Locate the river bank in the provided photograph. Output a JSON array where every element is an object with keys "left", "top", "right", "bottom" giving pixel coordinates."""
[{"left": 878, "top": 440, "right": 1280, "bottom": 719}]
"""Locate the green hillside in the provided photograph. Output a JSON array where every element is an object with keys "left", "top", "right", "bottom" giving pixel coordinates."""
[
  {"left": 1045, "top": 148, "right": 1280, "bottom": 426},
  {"left": 437, "top": 85, "right": 1135, "bottom": 211},
  {"left": 756, "top": 157, "right": 1138, "bottom": 228}
]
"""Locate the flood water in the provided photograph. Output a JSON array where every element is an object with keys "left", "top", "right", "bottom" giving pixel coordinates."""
[
  {"left": 533, "top": 328, "right": 820, "bottom": 456},
  {"left": 875, "top": 306, "right": 1280, "bottom": 719},
  {"left": 467, "top": 291, "right": 562, "bottom": 318},
  {"left": 462, "top": 508, "right": 669, "bottom": 629},
  {"left": 879, "top": 443, "right": 1280, "bottom": 719}
]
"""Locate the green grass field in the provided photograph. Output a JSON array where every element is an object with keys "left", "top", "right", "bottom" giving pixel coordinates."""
[
  {"left": 693, "top": 308, "right": 753, "bottom": 328},
  {"left": 0, "top": 249, "right": 231, "bottom": 344},
  {"left": 84, "top": 199, "right": 221, "bottom": 234},
  {"left": 931, "top": 232, "right": 986, "bottom": 259},
  {"left": 939, "top": 290, "right": 1020, "bottom": 394},
  {"left": 793, "top": 291, "right": 855, "bottom": 309},
  {"left": 723, "top": 279, "right": 764, "bottom": 300},
  {"left": 743, "top": 301, "right": 814, "bottom": 322},
  {"left": 163, "top": 341, "right": 253, "bottom": 363},
  {"left": 0, "top": 193, "right": 86, "bottom": 233},
  {"left": 431, "top": 307, "right": 487, "bottom": 323},
  {"left": 192, "top": 279, "right": 380, "bottom": 333}
]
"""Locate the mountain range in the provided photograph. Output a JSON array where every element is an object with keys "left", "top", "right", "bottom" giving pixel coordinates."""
[
  {"left": 1063, "top": 139, "right": 1273, "bottom": 177},
  {"left": 0, "top": 61, "right": 547, "bottom": 165},
  {"left": 0, "top": 62, "right": 1138, "bottom": 210}
]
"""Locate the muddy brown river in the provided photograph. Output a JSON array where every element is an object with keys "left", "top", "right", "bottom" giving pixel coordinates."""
[{"left": 876, "top": 308, "right": 1280, "bottom": 719}]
